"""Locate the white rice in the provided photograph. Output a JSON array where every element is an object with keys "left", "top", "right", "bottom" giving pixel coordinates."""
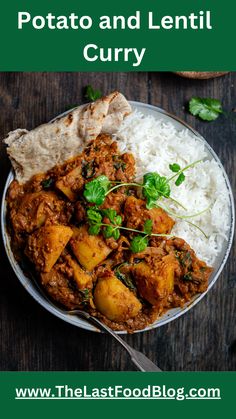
[{"left": 115, "top": 111, "right": 230, "bottom": 266}]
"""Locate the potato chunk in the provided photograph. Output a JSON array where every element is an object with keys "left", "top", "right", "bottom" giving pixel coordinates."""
[
  {"left": 56, "top": 167, "right": 84, "bottom": 201},
  {"left": 132, "top": 255, "right": 178, "bottom": 305},
  {"left": 64, "top": 254, "right": 92, "bottom": 290},
  {"left": 124, "top": 196, "right": 175, "bottom": 234},
  {"left": 94, "top": 272, "right": 142, "bottom": 321},
  {"left": 70, "top": 226, "right": 112, "bottom": 271},
  {"left": 25, "top": 225, "right": 73, "bottom": 272}
]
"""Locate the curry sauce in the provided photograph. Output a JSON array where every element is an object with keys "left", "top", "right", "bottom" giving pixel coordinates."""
[{"left": 7, "top": 134, "right": 213, "bottom": 332}]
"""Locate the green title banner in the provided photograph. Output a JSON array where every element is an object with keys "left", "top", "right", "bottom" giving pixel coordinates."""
[
  {"left": 0, "top": 372, "right": 236, "bottom": 419},
  {"left": 0, "top": 0, "right": 235, "bottom": 70}
]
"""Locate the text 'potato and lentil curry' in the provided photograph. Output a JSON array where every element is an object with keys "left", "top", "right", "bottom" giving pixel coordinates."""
[{"left": 7, "top": 133, "right": 213, "bottom": 332}]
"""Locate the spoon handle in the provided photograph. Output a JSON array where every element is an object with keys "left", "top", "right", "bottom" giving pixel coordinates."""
[{"left": 75, "top": 310, "right": 162, "bottom": 372}]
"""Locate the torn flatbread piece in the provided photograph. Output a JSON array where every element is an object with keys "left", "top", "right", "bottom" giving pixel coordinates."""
[{"left": 3, "top": 91, "right": 131, "bottom": 183}]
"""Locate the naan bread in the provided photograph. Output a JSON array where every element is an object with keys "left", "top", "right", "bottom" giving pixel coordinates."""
[{"left": 3, "top": 91, "right": 131, "bottom": 183}]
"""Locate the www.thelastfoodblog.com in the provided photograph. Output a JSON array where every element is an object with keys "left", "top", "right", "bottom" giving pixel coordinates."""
[{"left": 15, "top": 385, "right": 221, "bottom": 401}]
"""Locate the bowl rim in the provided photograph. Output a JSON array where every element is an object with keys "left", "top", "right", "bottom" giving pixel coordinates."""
[{"left": 1, "top": 101, "right": 235, "bottom": 334}]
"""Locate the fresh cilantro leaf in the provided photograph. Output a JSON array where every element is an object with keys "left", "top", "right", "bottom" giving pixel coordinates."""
[
  {"left": 144, "top": 219, "right": 153, "bottom": 234},
  {"left": 114, "top": 215, "right": 122, "bottom": 225},
  {"left": 157, "top": 176, "right": 171, "bottom": 197},
  {"left": 175, "top": 172, "right": 185, "bottom": 186},
  {"left": 88, "top": 224, "right": 101, "bottom": 235},
  {"left": 87, "top": 208, "right": 102, "bottom": 224},
  {"left": 96, "top": 175, "right": 110, "bottom": 192},
  {"left": 41, "top": 178, "right": 54, "bottom": 189},
  {"left": 103, "top": 225, "right": 120, "bottom": 240},
  {"left": 130, "top": 235, "right": 149, "bottom": 253},
  {"left": 143, "top": 173, "right": 160, "bottom": 198},
  {"left": 144, "top": 173, "right": 170, "bottom": 197},
  {"left": 102, "top": 209, "right": 122, "bottom": 226},
  {"left": 113, "top": 229, "right": 120, "bottom": 240},
  {"left": 143, "top": 172, "right": 170, "bottom": 209},
  {"left": 169, "top": 163, "right": 181, "bottom": 173},
  {"left": 83, "top": 176, "right": 110, "bottom": 205},
  {"left": 86, "top": 207, "right": 121, "bottom": 240},
  {"left": 87, "top": 209, "right": 102, "bottom": 235},
  {"left": 102, "top": 208, "right": 117, "bottom": 223},
  {"left": 142, "top": 191, "right": 158, "bottom": 209},
  {"left": 103, "top": 225, "right": 114, "bottom": 238},
  {"left": 144, "top": 197, "right": 156, "bottom": 210},
  {"left": 143, "top": 173, "right": 161, "bottom": 208},
  {"left": 84, "top": 180, "right": 105, "bottom": 205},
  {"left": 143, "top": 183, "right": 158, "bottom": 200},
  {"left": 85, "top": 85, "right": 102, "bottom": 102},
  {"left": 189, "top": 97, "right": 223, "bottom": 121}
]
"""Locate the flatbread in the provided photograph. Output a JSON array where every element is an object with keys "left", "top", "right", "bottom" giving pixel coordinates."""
[{"left": 3, "top": 91, "right": 131, "bottom": 183}]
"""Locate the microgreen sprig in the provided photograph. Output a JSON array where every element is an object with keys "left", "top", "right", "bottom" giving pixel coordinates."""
[
  {"left": 83, "top": 160, "right": 202, "bottom": 209},
  {"left": 86, "top": 209, "right": 172, "bottom": 253},
  {"left": 129, "top": 219, "right": 153, "bottom": 253},
  {"left": 167, "top": 159, "right": 202, "bottom": 183},
  {"left": 83, "top": 159, "right": 209, "bottom": 241}
]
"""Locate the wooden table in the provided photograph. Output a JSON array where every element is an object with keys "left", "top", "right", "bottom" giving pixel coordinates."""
[{"left": 0, "top": 72, "right": 235, "bottom": 371}]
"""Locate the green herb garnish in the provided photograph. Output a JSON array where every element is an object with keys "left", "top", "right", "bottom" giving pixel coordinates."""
[
  {"left": 41, "top": 178, "right": 54, "bottom": 189},
  {"left": 79, "top": 288, "right": 90, "bottom": 305},
  {"left": 115, "top": 264, "right": 136, "bottom": 291},
  {"left": 189, "top": 97, "right": 223, "bottom": 121},
  {"left": 101, "top": 161, "right": 200, "bottom": 208},
  {"left": 113, "top": 161, "right": 126, "bottom": 171},
  {"left": 86, "top": 208, "right": 170, "bottom": 251},
  {"left": 175, "top": 172, "right": 185, "bottom": 186},
  {"left": 87, "top": 207, "right": 121, "bottom": 240},
  {"left": 181, "top": 252, "right": 192, "bottom": 268},
  {"left": 82, "top": 161, "right": 95, "bottom": 179},
  {"left": 83, "top": 163, "right": 196, "bottom": 208},
  {"left": 143, "top": 219, "right": 153, "bottom": 234},
  {"left": 130, "top": 235, "right": 149, "bottom": 253},
  {"left": 83, "top": 175, "right": 110, "bottom": 205},
  {"left": 96, "top": 175, "right": 110, "bottom": 191},
  {"left": 85, "top": 85, "right": 102, "bottom": 102},
  {"left": 83, "top": 159, "right": 208, "bottom": 241},
  {"left": 102, "top": 208, "right": 122, "bottom": 225},
  {"left": 183, "top": 273, "right": 192, "bottom": 281},
  {"left": 169, "top": 163, "right": 181, "bottom": 173},
  {"left": 88, "top": 224, "right": 101, "bottom": 235},
  {"left": 102, "top": 209, "right": 122, "bottom": 240},
  {"left": 129, "top": 219, "right": 153, "bottom": 253},
  {"left": 143, "top": 172, "right": 171, "bottom": 209},
  {"left": 103, "top": 225, "right": 120, "bottom": 240},
  {"left": 87, "top": 208, "right": 102, "bottom": 235},
  {"left": 169, "top": 163, "right": 186, "bottom": 187}
]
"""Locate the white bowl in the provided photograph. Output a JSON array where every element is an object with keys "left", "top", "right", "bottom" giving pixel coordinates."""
[{"left": 1, "top": 102, "right": 235, "bottom": 333}]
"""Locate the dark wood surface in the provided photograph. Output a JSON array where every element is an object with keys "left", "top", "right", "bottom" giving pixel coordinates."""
[{"left": 0, "top": 72, "right": 235, "bottom": 371}]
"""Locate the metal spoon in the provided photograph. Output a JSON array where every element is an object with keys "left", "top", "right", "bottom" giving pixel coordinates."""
[
  {"left": 30, "top": 275, "right": 162, "bottom": 371},
  {"left": 67, "top": 309, "right": 162, "bottom": 372}
]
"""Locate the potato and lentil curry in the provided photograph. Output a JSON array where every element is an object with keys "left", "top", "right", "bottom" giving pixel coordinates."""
[{"left": 7, "top": 134, "right": 212, "bottom": 332}]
